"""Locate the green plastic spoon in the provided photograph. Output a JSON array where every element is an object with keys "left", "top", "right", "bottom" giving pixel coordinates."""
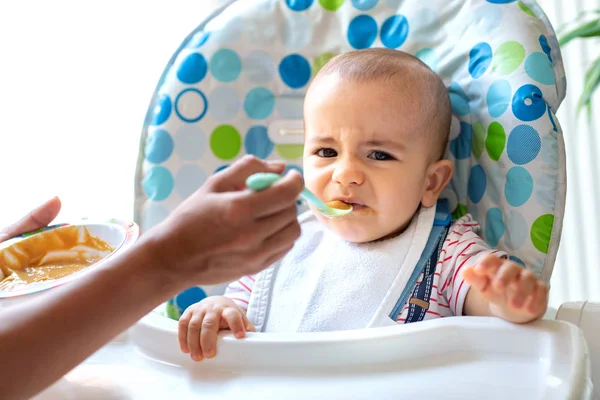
[{"left": 246, "top": 172, "right": 353, "bottom": 219}]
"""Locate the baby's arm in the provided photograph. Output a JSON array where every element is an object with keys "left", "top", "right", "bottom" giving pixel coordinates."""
[{"left": 463, "top": 255, "right": 548, "bottom": 323}]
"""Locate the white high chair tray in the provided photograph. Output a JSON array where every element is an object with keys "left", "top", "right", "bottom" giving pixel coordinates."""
[{"left": 36, "top": 312, "right": 592, "bottom": 400}]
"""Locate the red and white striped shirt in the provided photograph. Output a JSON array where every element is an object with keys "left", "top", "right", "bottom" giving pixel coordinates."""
[{"left": 225, "top": 214, "right": 507, "bottom": 325}]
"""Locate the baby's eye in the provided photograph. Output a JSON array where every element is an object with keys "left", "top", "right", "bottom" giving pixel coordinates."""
[
  {"left": 368, "top": 151, "right": 394, "bottom": 161},
  {"left": 317, "top": 148, "right": 337, "bottom": 158}
]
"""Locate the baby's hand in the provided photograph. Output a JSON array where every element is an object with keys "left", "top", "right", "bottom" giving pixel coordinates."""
[
  {"left": 177, "top": 296, "right": 255, "bottom": 361},
  {"left": 463, "top": 255, "right": 548, "bottom": 323}
]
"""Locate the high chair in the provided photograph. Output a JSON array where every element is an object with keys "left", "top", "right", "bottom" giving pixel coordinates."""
[{"left": 105, "top": 0, "right": 598, "bottom": 398}]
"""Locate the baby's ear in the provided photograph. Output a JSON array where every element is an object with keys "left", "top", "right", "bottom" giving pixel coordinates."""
[{"left": 421, "top": 160, "right": 454, "bottom": 207}]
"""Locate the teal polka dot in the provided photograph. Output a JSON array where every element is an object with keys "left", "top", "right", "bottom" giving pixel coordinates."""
[
  {"left": 507, "top": 125, "right": 541, "bottom": 165},
  {"left": 505, "top": 167, "right": 533, "bottom": 206},
  {"left": 177, "top": 53, "right": 208, "bottom": 84},
  {"left": 279, "top": 54, "right": 311, "bottom": 89},
  {"left": 525, "top": 52, "right": 555, "bottom": 85},
  {"left": 485, "top": 208, "right": 505, "bottom": 247},
  {"left": 416, "top": 48, "right": 438, "bottom": 71},
  {"left": 509, "top": 255, "right": 526, "bottom": 268},
  {"left": 449, "top": 83, "right": 470, "bottom": 116},
  {"left": 469, "top": 42, "right": 493, "bottom": 78},
  {"left": 215, "top": 165, "right": 229, "bottom": 173},
  {"left": 468, "top": 165, "right": 487, "bottom": 204},
  {"left": 380, "top": 15, "right": 409, "bottom": 49},
  {"left": 450, "top": 122, "right": 472, "bottom": 160},
  {"left": 150, "top": 94, "right": 172, "bottom": 126},
  {"left": 187, "top": 31, "right": 210, "bottom": 48},
  {"left": 175, "top": 88, "right": 208, "bottom": 123},
  {"left": 245, "top": 126, "right": 274, "bottom": 158},
  {"left": 145, "top": 129, "right": 173, "bottom": 164},
  {"left": 210, "top": 49, "right": 242, "bottom": 82},
  {"left": 174, "top": 287, "right": 207, "bottom": 314},
  {"left": 143, "top": 166, "right": 174, "bottom": 201},
  {"left": 486, "top": 79, "right": 511, "bottom": 118},
  {"left": 244, "top": 87, "right": 275, "bottom": 119},
  {"left": 175, "top": 165, "right": 207, "bottom": 199},
  {"left": 348, "top": 15, "right": 378, "bottom": 49},
  {"left": 485, "top": 161, "right": 503, "bottom": 206},
  {"left": 286, "top": 0, "right": 314, "bottom": 11},
  {"left": 352, "top": 0, "right": 377, "bottom": 10}
]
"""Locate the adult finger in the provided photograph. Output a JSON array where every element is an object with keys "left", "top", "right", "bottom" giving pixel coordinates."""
[
  {"left": 0, "top": 197, "right": 62, "bottom": 242},
  {"left": 242, "top": 170, "right": 304, "bottom": 219}
]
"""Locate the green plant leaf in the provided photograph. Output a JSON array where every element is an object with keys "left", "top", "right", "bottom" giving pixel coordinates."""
[
  {"left": 559, "top": 18, "right": 600, "bottom": 46},
  {"left": 577, "top": 55, "right": 600, "bottom": 116}
]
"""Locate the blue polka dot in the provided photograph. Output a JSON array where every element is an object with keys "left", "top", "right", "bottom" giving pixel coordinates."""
[
  {"left": 505, "top": 167, "right": 533, "bottom": 207},
  {"left": 279, "top": 54, "right": 311, "bottom": 89},
  {"left": 450, "top": 122, "right": 472, "bottom": 160},
  {"left": 210, "top": 49, "right": 242, "bottom": 82},
  {"left": 142, "top": 204, "right": 170, "bottom": 231},
  {"left": 208, "top": 86, "right": 240, "bottom": 121},
  {"left": 244, "top": 87, "right": 275, "bottom": 119},
  {"left": 525, "top": 52, "right": 555, "bottom": 85},
  {"left": 512, "top": 84, "right": 546, "bottom": 122},
  {"left": 174, "top": 287, "right": 207, "bottom": 313},
  {"left": 348, "top": 15, "right": 378, "bottom": 49},
  {"left": 244, "top": 51, "right": 276, "bottom": 83},
  {"left": 187, "top": 31, "right": 210, "bottom": 48},
  {"left": 468, "top": 165, "right": 487, "bottom": 204},
  {"left": 177, "top": 53, "right": 208, "bottom": 84},
  {"left": 486, "top": 79, "right": 511, "bottom": 118},
  {"left": 352, "top": 0, "right": 378, "bottom": 10},
  {"left": 539, "top": 35, "right": 553, "bottom": 62},
  {"left": 380, "top": 15, "right": 409, "bottom": 49},
  {"left": 505, "top": 211, "right": 528, "bottom": 251},
  {"left": 215, "top": 165, "right": 229, "bottom": 173},
  {"left": 175, "top": 88, "right": 208, "bottom": 123},
  {"left": 448, "top": 83, "right": 470, "bottom": 116},
  {"left": 509, "top": 255, "right": 526, "bottom": 268},
  {"left": 486, "top": 0, "right": 515, "bottom": 3},
  {"left": 150, "top": 94, "right": 172, "bottom": 126},
  {"left": 416, "top": 48, "right": 438, "bottom": 72},
  {"left": 174, "top": 125, "right": 207, "bottom": 161},
  {"left": 548, "top": 107, "right": 557, "bottom": 132},
  {"left": 245, "top": 126, "right": 274, "bottom": 158},
  {"left": 468, "top": 42, "right": 493, "bottom": 79},
  {"left": 175, "top": 165, "right": 208, "bottom": 199},
  {"left": 507, "top": 125, "right": 541, "bottom": 165},
  {"left": 485, "top": 208, "right": 505, "bottom": 247},
  {"left": 286, "top": 0, "right": 313, "bottom": 11},
  {"left": 145, "top": 129, "right": 173, "bottom": 164},
  {"left": 143, "top": 166, "right": 174, "bottom": 201}
]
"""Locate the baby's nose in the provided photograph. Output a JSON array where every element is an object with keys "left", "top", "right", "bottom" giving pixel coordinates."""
[{"left": 332, "top": 162, "right": 364, "bottom": 186}]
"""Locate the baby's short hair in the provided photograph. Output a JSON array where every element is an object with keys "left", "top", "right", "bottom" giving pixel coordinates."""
[{"left": 313, "top": 48, "right": 451, "bottom": 161}]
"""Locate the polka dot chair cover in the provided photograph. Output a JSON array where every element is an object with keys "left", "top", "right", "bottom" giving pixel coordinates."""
[{"left": 134, "top": 0, "right": 567, "bottom": 319}]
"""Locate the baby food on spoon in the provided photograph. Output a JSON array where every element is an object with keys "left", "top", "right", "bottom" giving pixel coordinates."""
[{"left": 0, "top": 226, "right": 114, "bottom": 291}]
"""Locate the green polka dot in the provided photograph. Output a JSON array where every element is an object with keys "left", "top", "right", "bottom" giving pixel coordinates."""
[
  {"left": 319, "top": 0, "right": 344, "bottom": 11},
  {"left": 531, "top": 214, "right": 554, "bottom": 254},
  {"left": 518, "top": 1, "right": 536, "bottom": 17},
  {"left": 492, "top": 41, "right": 526, "bottom": 76},
  {"left": 472, "top": 121, "right": 485, "bottom": 159},
  {"left": 276, "top": 144, "right": 304, "bottom": 160},
  {"left": 486, "top": 122, "right": 506, "bottom": 161},
  {"left": 166, "top": 302, "right": 180, "bottom": 320},
  {"left": 313, "top": 52, "right": 337, "bottom": 75},
  {"left": 211, "top": 125, "right": 241, "bottom": 160},
  {"left": 452, "top": 204, "right": 468, "bottom": 220}
]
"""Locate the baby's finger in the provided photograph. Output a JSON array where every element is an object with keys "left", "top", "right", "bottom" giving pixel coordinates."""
[
  {"left": 509, "top": 270, "right": 537, "bottom": 308},
  {"left": 492, "top": 261, "right": 521, "bottom": 291},
  {"left": 178, "top": 310, "right": 192, "bottom": 353},
  {"left": 463, "top": 266, "right": 490, "bottom": 293},
  {"left": 200, "top": 311, "right": 222, "bottom": 359},
  {"left": 474, "top": 254, "right": 503, "bottom": 277},
  {"left": 222, "top": 308, "right": 246, "bottom": 338},
  {"left": 187, "top": 310, "right": 206, "bottom": 361},
  {"left": 526, "top": 281, "right": 549, "bottom": 316},
  {"left": 243, "top": 314, "right": 256, "bottom": 332}
]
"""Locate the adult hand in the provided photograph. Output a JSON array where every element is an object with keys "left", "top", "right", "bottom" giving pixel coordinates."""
[{"left": 0, "top": 196, "right": 62, "bottom": 243}]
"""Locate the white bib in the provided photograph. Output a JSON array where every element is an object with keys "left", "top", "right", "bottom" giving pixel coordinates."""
[{"left": 247, "top": 206, "right": 435, "bottom": 332}]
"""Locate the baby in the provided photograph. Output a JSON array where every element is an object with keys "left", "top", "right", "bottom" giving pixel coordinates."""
[{"left": 178, "top": 49, "right": 549, "bottom": 361}]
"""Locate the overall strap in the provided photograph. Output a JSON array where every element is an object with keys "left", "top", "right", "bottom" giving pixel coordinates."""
[{"left": 388, "top": 200, "right": 452, "bottom": 322}]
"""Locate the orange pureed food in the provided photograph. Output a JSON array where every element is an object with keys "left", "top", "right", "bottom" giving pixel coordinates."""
[
  {"left": 325, "top": 200, "right": 352, "bottom": 211},
  {"left": 0, "top": 226, "right": 114, "bottom": 291}
]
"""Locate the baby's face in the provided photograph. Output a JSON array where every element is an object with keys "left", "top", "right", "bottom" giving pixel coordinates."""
[{"left": 303, "top": 74, "right": 434, "bottom": 243}]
